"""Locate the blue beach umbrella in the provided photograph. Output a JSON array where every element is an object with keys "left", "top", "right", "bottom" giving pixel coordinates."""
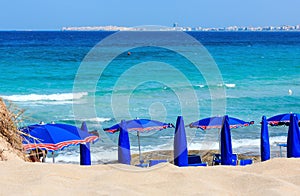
[
  {"left": 118, "top": 120, "right": 131, "bottom": 165},
  {"left": 80, "top": 122, "right": 91, "bottom": 165},
  {"left": 189, "top": 116, "right": 254, "bottom": 130},
  {"left": 287, "top": 114, "right": 300, "bottom": 158},
  {"left": 104, "top": 119, "right": 172, "bottom": 133},
  {"left": 220, "top": 115, "right": 233, "bottom": 165},
  {"left": 189, "top": 115, "right": 253, "bottom": 160},
  {"left": 174, "top": 116, "right": 188, "bottom": 167},
  {"left": 267, "top": 113, "right": 300, "bottom": 126},
  {"left": 21, "top": 123, "right": 99, "bottom": 152},
  {"left": 104, "top": 118, "right": 173, "bottom": 163},
  {"left": 260, "top": 116, "right": 270, "bottom": 161}
]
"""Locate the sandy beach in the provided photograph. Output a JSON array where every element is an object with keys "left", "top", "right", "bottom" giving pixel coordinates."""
[
  {"left": 1, "top": 0, "right": 300, "bottom": 195},
  {"left": 2, "top": 98, "right": 300, "bottom": 195},
  {"left": 0, "top": 158, "right": 299, "bottom": 195}
]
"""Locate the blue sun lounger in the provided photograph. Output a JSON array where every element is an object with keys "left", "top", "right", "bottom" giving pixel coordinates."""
[
  {"left": 188, "top": 155, "right": 207, "bottom": 166},
  {"left": 212, "top": 154, "right": 253, "bottom": 166},
  {"left": 212, "top": 154, "right": 238, "bottom": 166},
  {"left": 239, "top": 159, "right": 253, "bottom": 166},
  {"left": 149, "top": 159, "right": 168, "bottom": 167}
]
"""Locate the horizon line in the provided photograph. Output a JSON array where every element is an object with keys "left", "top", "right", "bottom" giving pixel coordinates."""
[{"left": 1, "top": 23, "right": 300, "bottom": 31}]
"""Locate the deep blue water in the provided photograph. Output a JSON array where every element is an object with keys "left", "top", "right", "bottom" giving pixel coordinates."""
[{"left": 1, "top": 31, "right": 299, "bottom": 163}]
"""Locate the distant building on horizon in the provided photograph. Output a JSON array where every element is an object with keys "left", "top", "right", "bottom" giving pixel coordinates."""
[{"left": 62, "top": 24, "right": 300, "bottom": 32}]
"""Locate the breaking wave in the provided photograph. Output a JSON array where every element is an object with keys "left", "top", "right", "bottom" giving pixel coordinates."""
[
  {"left": 1, "top": 92, "right": 88, "bottom": 102},
  {"left": 196, "top": 83, "right": 236, "bottom": 88},
  {"left": 61, "top": 117, "right": 112, "bottom": 123}
]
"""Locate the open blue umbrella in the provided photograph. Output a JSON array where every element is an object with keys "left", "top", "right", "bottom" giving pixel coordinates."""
[
  {"left": 189, "top": 115, "right": 253, "bottom": 165},
  {"left": 104, "top": 119, "right": 172, "bottom": 133},
  {"left": 267, "top": 113, "right": 300, "bottom": 126},
  {"left": 21, "top": 123, "right": 99, "bottom": 152},
  {"left": 189, "top": 116, "right": 253, "bottom": 152},
  {"left": 189, "top": 116, "right": 254, "bottom": 130},
  {"left": 220, "top": 115, "right": 233, "bottom": 165},
  {"left": 104, "top": 119, "right": 173, "bottom": 163},
  {"left": 174, "top": 116, "right": 188, "bottom": 167},
  {"left": 287, "top": 114, "right": 300, "bottom": 158},
  {"left": 261, "top": 116, "right": 270, "bottom": 161}
]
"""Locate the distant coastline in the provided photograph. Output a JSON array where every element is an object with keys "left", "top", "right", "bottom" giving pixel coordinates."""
[{"left": 62, "top": 24, "right": 300, "bottom": 32}]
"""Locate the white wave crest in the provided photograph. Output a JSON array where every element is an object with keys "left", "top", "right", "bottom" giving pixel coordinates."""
[
  {"left": 61, "top": 117, "right": 112, "bottom": 123},
  {"left": 1, "top": 92, "right": 88, "bottom": 102},
  {"left": 77, "top": 117, "right": 112, "bottom": 123},
  {"left": 224, "top": 83, "right": 236, "bottom": 88},
  {"left": 196, "top": 83, "right": 236, "bottom": 88},
  {"left": 218, "top": 83, "right": 236, "bottom": 88}
]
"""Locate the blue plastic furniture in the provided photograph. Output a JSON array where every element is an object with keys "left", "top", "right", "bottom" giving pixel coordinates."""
[
  {"left": 239, "top": 159, "right": 253, "bottom": 166},
  {"left": 188, "top": 155, "right": 207, "bottom": 166},
  {"left": 213, "top": 154, "right": 237, "bottom": 166},
  {"left": 276, "top": 143, "right": 287, "bottom": 157},
  {"left": 149, "top": 160, "right": 168, "bottom": 167},
  {"left": 135, "top": 160, "right": 149, "bottom": 168}
]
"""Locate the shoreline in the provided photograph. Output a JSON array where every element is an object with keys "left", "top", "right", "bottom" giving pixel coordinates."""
[
  {"left": 53, "top": 149, "right": 262, "bottom": 166},
  {"left": 130, "top": 149, "right": 261, "bottom": 166},
  {"left": 54, "top": 146, "right": 288, "bottom": 166}
]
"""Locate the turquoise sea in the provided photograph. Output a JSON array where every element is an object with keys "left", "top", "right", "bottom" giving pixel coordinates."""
[{"left": 1, "top": 31, "right": 300, "bottom": 163}]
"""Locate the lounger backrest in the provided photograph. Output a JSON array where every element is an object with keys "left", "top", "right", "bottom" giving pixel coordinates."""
[{"left": 188, "top": 155, "right": 202, "bottom": 164}]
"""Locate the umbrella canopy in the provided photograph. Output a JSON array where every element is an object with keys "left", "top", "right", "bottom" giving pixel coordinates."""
[
  {"left": 287, "top": 114, "right": 300, "bottom": 158},
  {"left": 261, "top": 116, "right": 270, "bottom": 161},
  {"left": 21, "top": 123, "right": 99, "bottom": 152},
  {"left": 104, "top": 119, "right": 172, "bottom": 133},
  {"left": 189, "top": 116, "right": 254, "bottom": 130},
  {"left": 220, "top": 115, "right": 233, "bottom": 165},
  {"left": 267, "top": 113, "right": 300, "bottom": 126},
  {"left": 104, "top": 119, "right": 173, "bottom": 163},
  {"left": 174, "top": 116, "right": 188, "bottom": 167},
  {"left": 189, "top": 115, "right": 252, "bottom": 165}
]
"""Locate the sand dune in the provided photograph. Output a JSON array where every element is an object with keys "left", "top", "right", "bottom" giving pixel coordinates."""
[{"left": 0, "top": 158, "right": 299, "bottom": 195}]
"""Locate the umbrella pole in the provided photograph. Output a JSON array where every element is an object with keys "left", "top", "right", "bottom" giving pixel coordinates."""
[
  {"left": 52, "top": 151, "right": 55, "bottom": 163},
  {"left": 137, "top": 131, "right": 142, "bottom": 163},
  {"left": 218, "top": 129, "right": 221, "bottom": 153}
]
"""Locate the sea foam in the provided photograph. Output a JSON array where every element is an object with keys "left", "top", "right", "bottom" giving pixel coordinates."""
[
  {"left": 61, "top": 117, "right": 112, "bottom": 123},
  {"left": 197, "top": 83, "right": 236, "bottom": 88},
  {"left": 1, "top": 92, "right": 88, "bottom": 102},
  {"left": 224, "top": 83, "right": 236, "bottom": 88}
]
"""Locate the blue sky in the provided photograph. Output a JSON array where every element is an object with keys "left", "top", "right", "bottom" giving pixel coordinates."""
[{"left": 0, "top": 0, "right": 299, "bottom": 30}]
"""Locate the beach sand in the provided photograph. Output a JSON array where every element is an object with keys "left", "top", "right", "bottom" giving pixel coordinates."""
[
  {"left": 1, "top": 99, "right": 300, "bottom": 195},
  {"left": 0, "top": 157, "right": 299, "bottom": 195}
]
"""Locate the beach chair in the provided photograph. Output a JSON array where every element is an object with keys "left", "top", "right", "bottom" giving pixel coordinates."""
[
  {"left": 149, "top": 159, "right": 168, "bottom": 167},
  {"left": 212, "top": 154, "right": 238, "bottom": 166},
  {"left": 188, "top": 154, "right": 207, "bottom": 166},
  {"left": 135, "top": 160, "right": 149, "bottom": 168},
  {"left": 238, "top": 159, "right": 253, "bottom": 166},
  {"left": 135, "top": 163, "right": 149, "bottom": 168},
  {"left": 212, "top": 154, "right": 221, "bottom": 165}
]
